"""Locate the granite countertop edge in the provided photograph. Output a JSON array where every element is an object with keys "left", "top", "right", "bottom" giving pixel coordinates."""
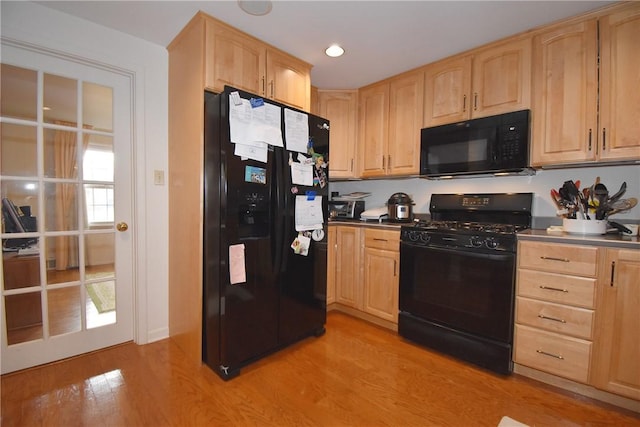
[{"left": 518, "top": 229, "right": 640, "bottom": 248}]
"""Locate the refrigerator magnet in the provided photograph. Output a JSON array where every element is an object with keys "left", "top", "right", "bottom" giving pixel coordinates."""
[{"left": 311, "top": 228, "right": 324, "bottom": 242}]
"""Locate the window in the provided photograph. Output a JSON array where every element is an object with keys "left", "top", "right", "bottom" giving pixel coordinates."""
[{"left": 83, "top": 148, "right": 114, "bottom": 225}]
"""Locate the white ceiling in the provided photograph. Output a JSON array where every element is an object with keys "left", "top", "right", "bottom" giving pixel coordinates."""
[{"left": 34, "top": 0, "right": 613, "bottom": 89}]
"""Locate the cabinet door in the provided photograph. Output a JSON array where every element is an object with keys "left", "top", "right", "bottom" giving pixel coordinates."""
[
  {"left": 531, "top": 19, "right": 598, "bottom": 166},
  {"left": 423, "top": 55, "right": 472, "bottom": 127},
  {"left": 591, "top": 248, "right": 640, "bottom": 400},
  {"left": 326, "top": 227, "right": 337, "bottom": 305},
  {"left": 205, "top": 21, "right": 265, "bottom": 94},
  {"left": 319, "top": 90, "right": 358, "bottom": 179},
  {"left": 265, "top": 49, "right": 311, "bottom": 111},
  {"left": 334, "top": 227, "right": 362, "bottom": 309},
  {"left": 388, "top": 71, "right": 423, "bottom": 176},
  {"left": 472, "top": 37, "right": 531, "bottom": 118},
  {"left": 363, "top": 247, "right": 399, "bottom": 323},
  {"left": 598, "top": 5, "right": 640, "bottom": 162},
  {"left": 358, "top": 83, "right": 389, "bottom": 178}
]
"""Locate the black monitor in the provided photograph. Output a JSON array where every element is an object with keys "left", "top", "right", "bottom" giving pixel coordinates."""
[{"left": 2, "top": 197, "right": 38, "bottom": 249}]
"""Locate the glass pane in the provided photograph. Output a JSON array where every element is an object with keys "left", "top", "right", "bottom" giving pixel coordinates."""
[
  {"left": 83, "top": 136, "right": 114, "bottom": 182},
  {"left": 44, "top": 182, "right": 79, "bottom": 232},
  {"left": 2, "top": 251, "right": 40, "bottom": 290},
  {"left": 85, "top": 233, "right": 114, "bottom": 278},
  {"left": 43, "top": 73, "right": 77, "bottom": 127},
  {"left": 45, "top": 236, "right": 80, "bottom": 285},
  {"left": 86, "top": 281, "right": 116, "bottom": 329},
  {"left": 43, "top": 128, "right": 81, "bottom": 179},
  {"left": 83, "top": 82, "right": 113, "bottom": 132},
  {"left": 1, "top": 180, "right": 39, "bottom": 237},
  {"left": 5, "top": 292, "right": 43, "bottom": 345},
  {"left": 1, "top": 123, "right": 37, "bottom": 177},
  {"left": 48, "top": 285, "right": 81, "bottom": 336},
  {"left": 0, "top": 64, "right": 37, "bottom": 121},
  {"left": 84, "top": 185, "right": 114, "bottom": 225}
]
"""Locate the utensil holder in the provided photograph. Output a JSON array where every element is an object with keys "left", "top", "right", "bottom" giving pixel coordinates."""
[{"left": 562, "top": 218, "right": 607, "bottom": 235}]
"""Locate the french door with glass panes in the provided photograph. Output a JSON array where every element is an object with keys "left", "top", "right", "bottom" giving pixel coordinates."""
[{"left": 0, "top": 43, "right": 134, "bottom": 374}]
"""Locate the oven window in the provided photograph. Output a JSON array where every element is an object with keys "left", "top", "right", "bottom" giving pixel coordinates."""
[{"left": 399, "top": 244, "right": 515, "bottom": 342}]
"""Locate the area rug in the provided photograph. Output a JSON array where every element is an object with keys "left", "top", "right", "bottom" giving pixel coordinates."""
[{"left": 86, "top": 281, "right": 115, "bottom": 313}]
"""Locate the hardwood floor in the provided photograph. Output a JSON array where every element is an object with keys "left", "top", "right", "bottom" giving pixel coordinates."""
[{"left": 2, "top": 312, "right": 639, "bottom": 426}]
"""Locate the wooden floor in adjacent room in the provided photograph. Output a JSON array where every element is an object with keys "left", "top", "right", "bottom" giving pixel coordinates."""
[{"left": 2, "top": 312, "right": 639, "bottom": 426}]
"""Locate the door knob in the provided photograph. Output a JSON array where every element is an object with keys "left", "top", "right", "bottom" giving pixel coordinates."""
[{"left": 116, "top": 222, "right": 129, "bottom": 232}]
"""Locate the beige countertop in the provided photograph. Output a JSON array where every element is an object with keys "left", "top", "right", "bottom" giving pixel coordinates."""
[{"left": 518, "top": 229, "right": 640, "bottom": 248}]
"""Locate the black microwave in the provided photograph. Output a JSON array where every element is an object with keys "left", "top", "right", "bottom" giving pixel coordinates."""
[{"left": 420, "top": 110, "right": 531, "bottom": 178}]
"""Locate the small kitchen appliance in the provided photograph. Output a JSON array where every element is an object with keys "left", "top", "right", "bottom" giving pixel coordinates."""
[
  {"left": 420, "top": 110, "right": 531, "bottom": 178},
  {"left": 387, "top": 192, "right": 414, "bottom": 222},
  {"left": 328, "top": 200, "right": 365, "bottom": 220},
  {"left": 398, "top": 193, "right": 533, "bottom": 375}
]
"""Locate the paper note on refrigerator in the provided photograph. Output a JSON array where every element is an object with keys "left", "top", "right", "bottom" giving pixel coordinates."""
[
  {"left": 234, "top": 141, "right": 268, "bottom": 163},
  {"left": 284, "top": 108, "right": 309, "bottom": 153},
  {"left": 295, "top": 195, "right": 323, "bottom": 231},
  {"left": 229, "top": 96, "right": 283, "bottom": 147},
  {"left": 290, "top": 162, "right": 313, "bottom": 186},
  {"left": 229, "top": 244, "right": 247, "bottom": 285}
]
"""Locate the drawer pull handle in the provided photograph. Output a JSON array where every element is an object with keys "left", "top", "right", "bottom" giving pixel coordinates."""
[
  {"left": 540, "top": 256, "right": 570, "bottom": 262},
  {"left": 539, "top": 285, "right": 568, "bottom": 293},
  {"left": 536, "top": 349, "right": 564, "bottom": 360},
  {"left": 373, "top": 238, "right": 388, "bottom": 242},
  {"left": 538, "top": 314, "right": 566, "bottom": 323}
]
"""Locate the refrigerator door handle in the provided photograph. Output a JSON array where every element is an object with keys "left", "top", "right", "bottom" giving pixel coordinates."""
[
  {"left": 272, "top": 149, "right": 284, "bottom": 274},
  {"left": 280, "top": 150, "right": 290, "bottom": 273}
]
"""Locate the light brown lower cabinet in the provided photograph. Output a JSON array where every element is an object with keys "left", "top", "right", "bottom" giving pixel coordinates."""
[
  {"left": 515, "top": 240, "right": 640, "bottom": 403},
  {"left": 328, "top": 225, "right": 400, "bottom": 328},
  {"left": 362, "top": 228, "right": 399, "bottom": 323},
  {"left": 590, "top": 248, "right": 640, "bottom": 401}
]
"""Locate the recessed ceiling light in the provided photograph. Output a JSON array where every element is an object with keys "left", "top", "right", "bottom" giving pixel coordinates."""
[
  {"left": 238, "top": 1, "right": 272, "bottom": 16},
  {"left": 325, "top": 44, "right": 345, "bottom": 58}
]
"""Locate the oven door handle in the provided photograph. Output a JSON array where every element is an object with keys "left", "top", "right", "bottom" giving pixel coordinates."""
[{"left": 402, "top": 243, "right": 514, "bottom": 262}]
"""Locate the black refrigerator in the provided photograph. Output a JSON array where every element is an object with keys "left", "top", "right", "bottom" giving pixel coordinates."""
[{"left": 203, "top": 87, "right": 329, "bottom": 380}]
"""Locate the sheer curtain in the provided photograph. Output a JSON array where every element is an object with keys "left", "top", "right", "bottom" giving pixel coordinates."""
[{"left": 54, "top": 125, "right": 90, "bottom": 270}]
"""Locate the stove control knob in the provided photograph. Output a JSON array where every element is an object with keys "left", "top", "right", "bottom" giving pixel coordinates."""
[
  {"left": 485, "top": 238, "right": 498, "bottom": 249},
  {"left": 470, "top": 236, "right": 484, "bottom": 247},
  {"left": 408, "top": 231, "right": 420, "bottom": 242},
  {"left": 419, "top": 233, "right": 431, "bottom": 244}
]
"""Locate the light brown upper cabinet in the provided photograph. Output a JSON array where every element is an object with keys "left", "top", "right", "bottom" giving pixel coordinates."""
[
  {"left": 204, "top": 14, "right": 311, "bottom": 111},
  {"left": 423, "top": 37, "right": 531, "bottom": 127},
  {"left": 598, "top": 5, "right": 640, "bottom": 162},
  {"left": 359, "top": 70, "right": 424, "bottom": 178},
  {"left": 531, "top": 3, "right": 640, "bottom": 166},
  {"left": 318, "top": 90, "right": 358, "bottom": 179}
]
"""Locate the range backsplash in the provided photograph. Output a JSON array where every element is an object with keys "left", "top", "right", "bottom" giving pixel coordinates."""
[{"left": 329, "top": 164, "right": 640, "bottom": 223}]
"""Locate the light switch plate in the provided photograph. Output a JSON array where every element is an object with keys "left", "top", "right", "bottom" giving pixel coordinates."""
[{"left": 153, "top": 169, "right": 165, "bottom": 186}]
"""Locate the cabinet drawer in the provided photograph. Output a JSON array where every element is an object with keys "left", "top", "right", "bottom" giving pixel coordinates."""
[
  {"left": 516, "top": 297, "right": 594, "bottom": 339},
  {"left": 518, "top": 241, "right": 598, "bottom": 276},
  {"left": 364, "top": 229, "right": 400, "bottom": 251},
  {"left": 517, "top": 269, "right": 596, "bottom": 308},
  {"left": 514, "top": 324, "right": 591, "bottom": 384}
]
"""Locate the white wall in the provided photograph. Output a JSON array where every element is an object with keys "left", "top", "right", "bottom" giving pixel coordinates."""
[
  {"left": 1, "top": 1, "right": 169, "bottom": 342},
  {"left": 331, "top": 165, "right": 640, "bottom": 225}
]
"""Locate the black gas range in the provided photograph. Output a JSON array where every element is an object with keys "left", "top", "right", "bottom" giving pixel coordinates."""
[{"left": 398, "top": 193, "right": 533, "bottom": 375}]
